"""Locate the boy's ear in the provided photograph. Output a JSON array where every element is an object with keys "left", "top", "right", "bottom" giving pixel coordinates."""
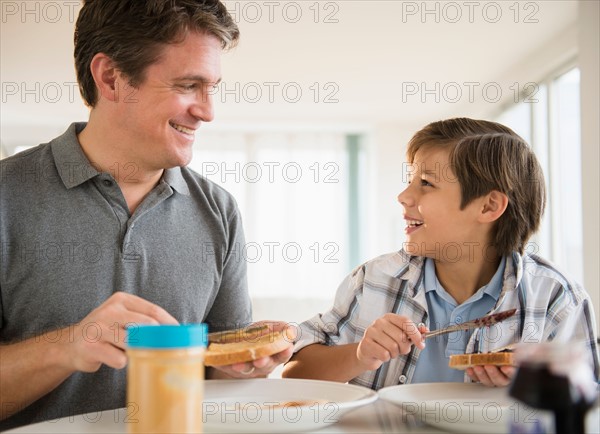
[
  {"left": 479, "top": 190, "right": 508, "bottom": 223},
  {"left": 89, "top": 53, "right": 121, "bottom": 103}
]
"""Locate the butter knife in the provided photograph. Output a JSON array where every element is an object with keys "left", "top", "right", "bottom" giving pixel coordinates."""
[
  {"left": 207, "top": 324, "right": 270, "bottom": 344},
  {"left": 422, "top": 309, "right": 517, "bottom": 339}
]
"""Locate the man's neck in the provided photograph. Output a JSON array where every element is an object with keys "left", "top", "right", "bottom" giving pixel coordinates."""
[
  {"left": 77, "top": 118, "right": 163, "bottom": 215},
  {"left": 433, "top": 246, "right": 501, "bottom": 305}
]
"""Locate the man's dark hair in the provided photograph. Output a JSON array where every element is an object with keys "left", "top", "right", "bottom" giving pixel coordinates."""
[{"left": 74, "top": 0, "right": 239, "bottom": 107}]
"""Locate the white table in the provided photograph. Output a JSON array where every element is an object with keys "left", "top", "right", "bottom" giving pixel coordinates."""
[
  {"left": 4, "top": 400, "right": 444, "bottom": 434},
  {"left": 6, "top": 399, "right": 600, "bottom": 434}
]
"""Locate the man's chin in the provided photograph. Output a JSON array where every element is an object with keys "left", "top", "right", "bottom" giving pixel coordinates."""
[{"left": 166, "top": 151, "right": 194, "bottom": 169}]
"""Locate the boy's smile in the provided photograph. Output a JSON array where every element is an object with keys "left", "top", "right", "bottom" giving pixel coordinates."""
[
  {"left": 404, "top": 217, "right": 424, "bottom": 235},
  {"left": 397, "top": 147, "right": 486, "bottom": 262}
]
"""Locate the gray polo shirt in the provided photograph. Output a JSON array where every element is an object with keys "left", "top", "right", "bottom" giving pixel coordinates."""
[{"left": 0, "top": 122, "right": 252, "bottom": 429}]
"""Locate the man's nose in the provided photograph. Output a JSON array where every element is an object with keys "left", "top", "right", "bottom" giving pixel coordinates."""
[{"left": 190, "top": 89, "right": 215, "bottom": 122}]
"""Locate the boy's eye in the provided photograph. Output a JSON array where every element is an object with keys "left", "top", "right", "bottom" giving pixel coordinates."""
[{"left": 421, "top": 178, "right": 432, "bottom": 187}]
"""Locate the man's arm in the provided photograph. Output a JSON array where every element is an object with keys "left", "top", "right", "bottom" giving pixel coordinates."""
[
  {"left": 0, "top": 292, "right": 178, "bottom": 421},
  {"left": 0, "top": 331, "right": 75, "bottom": 420}
]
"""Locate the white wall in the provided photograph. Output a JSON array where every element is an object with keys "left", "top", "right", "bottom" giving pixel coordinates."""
[
  {"left": 367, "top": 123, "right": 415, "bottom": 258},
  {"left": 579, "top": 0, "right": 600, "bottom": 330},
  {"left": 1, "top": 1, "right": 596, "bottom": 329}
]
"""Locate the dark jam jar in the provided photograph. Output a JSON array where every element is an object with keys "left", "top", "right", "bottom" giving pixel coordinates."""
[{"left": 509, "top": 343, "right": 598, "bottom": 434}]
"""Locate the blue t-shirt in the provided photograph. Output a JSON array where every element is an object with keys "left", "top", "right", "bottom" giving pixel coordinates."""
[{"left": 411, "top": 257, "right": 506, "bottom": 383}]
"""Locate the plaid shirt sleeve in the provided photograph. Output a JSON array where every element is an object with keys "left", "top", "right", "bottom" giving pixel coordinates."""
[
  {"left": 294, "top": 263, "right": 367, "bottom": 351},
  {"left": 293, "top": 252, "right": 427, "bottom": 389},
  {"left": 469, "top": 253, "right": 599, "bottom": 381}
]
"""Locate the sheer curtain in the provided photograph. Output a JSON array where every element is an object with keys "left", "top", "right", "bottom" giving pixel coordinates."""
[
  {"left": 189, "top": 130, "right": 352, "bottom": 321},
  {"left": 495, "top": 67, "right": 583, "bottom": 284}
]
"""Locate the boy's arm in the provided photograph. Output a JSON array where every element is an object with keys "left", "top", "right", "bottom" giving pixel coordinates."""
[
  {"left": 283, "top": 314, "right": 426, "bottom": 382},
  {"left": 282, "top": 343, "right": 364, "bottom": 383},
  {"left": 549, "top": 297, "right": 599, "bottom": 379}
]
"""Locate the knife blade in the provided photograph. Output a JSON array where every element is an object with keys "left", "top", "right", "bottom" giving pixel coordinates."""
[
  {"left": 207, "top": 324, "right": 270, "bottom": 344},
  {"left": 422, "top": 309, "right": 517, "bottom": 339}
]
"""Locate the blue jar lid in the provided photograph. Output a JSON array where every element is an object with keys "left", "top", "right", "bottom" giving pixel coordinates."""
[{"left": 126, "top": 324, "right": 208, "bottom": 349}]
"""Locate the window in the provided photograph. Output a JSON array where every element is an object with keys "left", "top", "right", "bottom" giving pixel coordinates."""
[
  {"left": 1, "top": 128, "right": 361, "bottom": 306},
  {"left": 189, "top": 130, "right": 359, "bottom": 300},
  {"left": 495, "top": 66, "right": 583, "bottom": 283}
]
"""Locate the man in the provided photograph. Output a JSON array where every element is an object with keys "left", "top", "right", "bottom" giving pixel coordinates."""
[{"left": 0, "top": 0, "right": 292, "bottom": 429}]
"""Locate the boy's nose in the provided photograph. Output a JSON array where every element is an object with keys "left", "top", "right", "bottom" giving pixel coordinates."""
[{"left": 397, "top": 188, "right": 412, "bottom": 207}]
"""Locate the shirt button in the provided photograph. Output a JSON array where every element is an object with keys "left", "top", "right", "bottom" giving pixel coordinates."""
[
  {"left": 103, "top": 179, "right": 113, "bottom": 187},
  {"left": 398, "top": 375, "right": 407, "bottom": 384},
  {"left": 455, "top": 316, "right": 462, "bottom": 323}
]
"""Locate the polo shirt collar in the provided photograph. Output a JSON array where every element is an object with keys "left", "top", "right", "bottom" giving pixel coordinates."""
[
  {"left": 51, "top": 122, "right": 190, "bottom": 196},
  {"left": 51, "top": 122, "right": 99, "bottom": 189},
  {"left": 163, "top": 167, "right": 190, "bottom": 196},
  {"left": 423, "top": 255, "right": 506, "bottom": 304},
  {"left": 483, "top": 255, "right": 506, "bottom": 300},
  {"left": 421, "top": 255, "right": 506, "bottom": 303}
]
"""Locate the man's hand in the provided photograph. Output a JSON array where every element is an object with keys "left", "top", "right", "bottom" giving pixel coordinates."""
[
  {"left": 208, "top": 321, "right": 295, "bottom": 379},
  {"left": 0, "top": 292, "right": 179, "bottom": 421},
  {"left": 356, "top": 314, "right": 428, "bottom": 371},
  {"left": 466, "top": 365, "right": 516, "bottom": 387},
  {"left": 62, "top": 292, "right": 179, "bottom": 372}
]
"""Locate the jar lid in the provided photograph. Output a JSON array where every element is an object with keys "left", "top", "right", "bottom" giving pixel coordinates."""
[{"left": 126, "top": 324, "right": 208, "bottom": 349}]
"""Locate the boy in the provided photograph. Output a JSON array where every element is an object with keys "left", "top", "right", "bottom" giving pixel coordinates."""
[{"left": 282, "top": 118, "right": 599, "bottom": 389}]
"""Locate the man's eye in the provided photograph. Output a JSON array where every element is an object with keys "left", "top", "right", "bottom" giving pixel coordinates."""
[{"left": 178, "top": 84, "right": 196, "bottom": 91}]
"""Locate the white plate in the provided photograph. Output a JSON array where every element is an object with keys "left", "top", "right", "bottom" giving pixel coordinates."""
[
  {"left": 378, "top": 382, "right": 553, "bottom": 434},
  {"left": 203, "top": 378, "right": 377, "bottom": 433}
]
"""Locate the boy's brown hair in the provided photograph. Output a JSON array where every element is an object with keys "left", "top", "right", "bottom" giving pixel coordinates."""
[
  {"left": 74, "top": 0, "right": 239, "bottom": 107},
  {"left": 406, "top": 118, "right": 546, "bottom": 255}
]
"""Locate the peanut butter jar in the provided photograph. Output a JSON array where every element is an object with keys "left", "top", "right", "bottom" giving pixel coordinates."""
[{"left": 126, "top": 324, "right": 207, "bottom": 433}]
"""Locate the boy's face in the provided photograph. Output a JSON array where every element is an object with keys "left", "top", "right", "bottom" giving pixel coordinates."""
[{"left": 397, "top": 146, "right": 487, "bottom": 262}]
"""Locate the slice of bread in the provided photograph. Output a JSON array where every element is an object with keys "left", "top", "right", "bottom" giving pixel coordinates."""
[
  {"left": 204, "top": 331, "right": 291, "bottom": 366},
  {"left": 449, "top": 352, "right": 514, "bottom": 370}
]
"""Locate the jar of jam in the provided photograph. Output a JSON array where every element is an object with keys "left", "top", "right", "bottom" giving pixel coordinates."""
[
  {"left": 509, "top": 342, "right": 597, "bottom": 434},
  {"left": 126, "top": 324, "right": 207, "bottom": 433}
]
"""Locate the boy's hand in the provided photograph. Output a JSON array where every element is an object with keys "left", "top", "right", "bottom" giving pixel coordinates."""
[
  {"left": 466, "top": 365, "right": 516, "bottom": 387},
  {"left": 356, "top": 314, "right": 428, "bottom": 371}
]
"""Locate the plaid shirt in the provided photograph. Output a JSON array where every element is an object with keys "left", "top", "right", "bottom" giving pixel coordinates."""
[{"left": 294, "top": 250, "right": 599, "bottom": 390}]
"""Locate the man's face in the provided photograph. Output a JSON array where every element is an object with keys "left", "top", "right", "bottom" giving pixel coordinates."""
[
  {"left": 397, "top": 147, "right": 486, "bottom": 262},
  {"left": 113, "top": 31, "right": 222, "bottom": 171}
]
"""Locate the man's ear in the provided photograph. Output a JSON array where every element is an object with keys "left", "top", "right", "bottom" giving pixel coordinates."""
[
  {"left": 89, "top": 53, "right": 120, "bottom": 103},
  {"left": 479, "top": 190, "right": 508, "bottom": 223}
]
